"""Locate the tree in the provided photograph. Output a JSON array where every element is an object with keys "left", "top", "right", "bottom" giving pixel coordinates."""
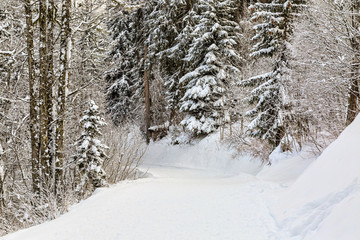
[
  {"left": 106, "top": 1, "right": 196, "bottom": 131},
  {"left": 346, "top": 0, "right": 360, "bottom": 125},
  {"left": 241, "top": 0, "right": 304, "bottom": 148},
  {"left": 74, "top": 100, "right": 108, "bottom": 196},
  {"left": 0, "top": 143, "right": 4, "bottom": 209},
  {"left": 160, "top": 2, "right": 197, "bottom": 124},
  {"left": 38, "top": 0, "right": 51, "bottom": 184},
  {"left": 106, "top": 8, "right": 146, "bottom": 125},
  {"left": 55, "top": 0, "right": 71, "bottom": 194},
  {"left": 288, "top": 0, "right": 360, "bottom": 144},
  {"left": 179, "top": 0, "right": 243, "bottom": 135},
  {"left": 24, "top": 0, "right": 40, "bottom": 194}
]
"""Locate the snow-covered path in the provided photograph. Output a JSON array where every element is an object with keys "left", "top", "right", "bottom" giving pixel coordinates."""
[
  {"left": 3, "top": 115, "right": 360, "bottom": 240},
  {"left": 1, "top": 164, "right": 280, "bottom": 240}
]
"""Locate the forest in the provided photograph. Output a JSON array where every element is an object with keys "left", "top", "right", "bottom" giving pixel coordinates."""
[{"left": 0, "top": 0, "right": 359, "bottom": 236}]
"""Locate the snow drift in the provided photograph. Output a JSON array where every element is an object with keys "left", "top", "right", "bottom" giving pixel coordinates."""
[
  {"left": 275, "top": 115, "right": 360, "bottom": 240},
  {"left": 143, "top": 133, "right": 264, "bottom": 176}
]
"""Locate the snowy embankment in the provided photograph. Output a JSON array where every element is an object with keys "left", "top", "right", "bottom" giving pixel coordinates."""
[
  {"left": 1, "top": 116, "right": 360, "bottom": 240},
  {"left": 272, "top": 115, "right": 360, "bottom": 240}
]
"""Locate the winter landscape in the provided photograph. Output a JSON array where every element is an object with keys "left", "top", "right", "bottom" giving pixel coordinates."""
[{"left": 0, "top": 0, "right": 360, "bottom": 239}]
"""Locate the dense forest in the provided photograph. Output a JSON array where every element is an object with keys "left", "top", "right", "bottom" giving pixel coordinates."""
[{"left": 0, "top": 0, "right": 359, "bottom": 235}]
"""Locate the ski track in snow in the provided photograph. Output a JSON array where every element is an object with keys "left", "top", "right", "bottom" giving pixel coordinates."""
[{"left": 1, "top": 164, "right": 283, "bottom": 240}]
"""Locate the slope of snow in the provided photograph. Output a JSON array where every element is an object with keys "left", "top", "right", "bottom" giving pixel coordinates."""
[
  {"left": 274, "top": 115, "right": 360, "bottom": 240},
  {"left": 257, "top": 145, "right": 315, "bottom": 185}
]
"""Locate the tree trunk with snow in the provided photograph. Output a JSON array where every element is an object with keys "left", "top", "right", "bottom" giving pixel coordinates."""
[
  {"left": 24, "top": 0, "right": 40, "bottom": 195},
  {"left": 56, "top": 0, "right": 71, "bottom": 194},
  {"left": 144, "top": 45, "right": 151, "bottom": 144},
  {"left": 39, "top": 0, "right": 51, "bottom": 187},
  {"left": 46, "top": 0, "right": 56, "bottom": 183}
]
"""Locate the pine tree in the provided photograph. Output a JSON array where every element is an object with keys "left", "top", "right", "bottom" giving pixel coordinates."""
[
  {"left": 145, "top": 0, "right": 180, "bottom": 63},
  {"left": 241, "top": 0, "right": 303, "bottom": 148},
  {"left": 179, "top": 0, "right": 243, "bottom": 135},
  {"left": 161, "top": 7, "right": 198, "bottom": 123},
  {"left": 74, "top": 100, "right": 108, "bottom": 195},
  {"left": 106, "top": 1, "right": 192, "bottom": 127},
  {"left": 106, "top": 8, "right": 145, "bottom": 125}
]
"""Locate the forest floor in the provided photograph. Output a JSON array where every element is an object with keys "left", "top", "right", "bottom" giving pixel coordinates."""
[{"left": 2, "top": 116, "right": 360, "bottom": 240}]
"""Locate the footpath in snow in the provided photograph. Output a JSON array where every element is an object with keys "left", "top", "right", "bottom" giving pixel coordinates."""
[
  {"left": 2, "top": 115, "right": 360, "bottom": 240},
  {"left": 0, "top": 134, "right": 294, "bottom": 240}
]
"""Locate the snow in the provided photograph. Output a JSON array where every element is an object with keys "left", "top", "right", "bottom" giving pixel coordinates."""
[
  {"left": 144, "top": 133, "right": 264, "bottom": 176},
  {"left": 271, "top": 114, "right": 360, "bottom": 240},
  {"left": 2, "top": 116, "right": 360, "bottom": 239},
  {"left": 257, "top": 145, "right": 315, "bottom": 185}
]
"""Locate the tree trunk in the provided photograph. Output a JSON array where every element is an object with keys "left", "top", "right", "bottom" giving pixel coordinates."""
[
  {"left": 186, "top": 0, "right": 193, "bottom": 11},
  {"left": 144, "top": 45, "right": 151, "bottom": 144},
  {"left": 24, "top": 0, "right": 40, "bottom": 195},
  {"left": 47, "top": 0, "right": 56, "bottom": 187},
  {"left": 346, "top": 72, "right": 359, "bottom": 125},
  {"left": 39, "top": 0, "right": 50, "bottom": 187},
  {"left": 56, "top": 0, "right": 71, "bottom": 194},
  {"left": 235, "top": 0, "right": 246, "bottom": 23}
]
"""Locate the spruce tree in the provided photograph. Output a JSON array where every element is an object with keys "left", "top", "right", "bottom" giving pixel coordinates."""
[
  {"left": 179, "top": 0, "right": 243, "bottom": 134},
  {"left": 161, "top": 8, "right": 198, "bottom": 123},
  {"left": 106, "top": 1, "right": 188, "bottom": 126},
  {"left": 106, "top": 9, "right": 146, "bottom": 125},
  {"left": 241, "top": 0, "right": 303, "bottom": 148},
  {"left": 74, "top": 100, "right": 108, "bottom": 195}
]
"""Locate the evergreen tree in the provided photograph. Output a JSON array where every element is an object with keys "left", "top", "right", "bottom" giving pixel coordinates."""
[
  {"left": 179, "top": 0, "right": 243, "bottom": 134},
  {"left": 161, "top": 8, "right": 198, "bottom": 123},
  {"left": 105, "top": 9, "right": 146, "bottom": 125},
  {"left": 145, "top": 0, "right": 181, "bottom": 63},
  {"left": 241, "top": 0, "right": 303, "bottom": 148},
  {"left": 142, "top": 0, "right": 184, "bottom": 127},
  {"left": 74, "top": 100, "right": 108, "bottom": 195},
  {"left": 106, "top": 1, "right": 197, "bottom": 127}
]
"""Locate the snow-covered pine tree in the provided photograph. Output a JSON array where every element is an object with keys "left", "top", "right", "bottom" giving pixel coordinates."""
[
  {"left": 145, "top": 0, "right": 180, "bottom": 63},
  {"left": 106, "top": 0, "right": 191, "bottom": 127},
  {"left": 179, "top": 0, "right": 243, "bottom": 135},
  {"left": 161, "top": 6, "right": 198, "bottom": 123},
  {"left": 74, "top": 100, "right": 108, "bottom": 195},
  {"left": 105, "top": 9, "right": 146, "bottom": 125},
  {"left": 241, "top": 0, "right": 304, "bottom": 148},
  {"left": 142, "top": 0, "right": 184, "bottom": 127}
]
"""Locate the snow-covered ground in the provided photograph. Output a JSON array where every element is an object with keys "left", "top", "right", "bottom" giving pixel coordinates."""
[{"left": 2, "top": 116, "right": 360, "bottom": 240}]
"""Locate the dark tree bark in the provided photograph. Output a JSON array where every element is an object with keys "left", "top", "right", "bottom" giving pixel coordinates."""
[
  {"left": 346, "top": 67, "right": 359, "bottom": 125},
  {"left": 144, "top": 45, "right": 151, "bottom": 144},
  {"left": 47, "top": 0, "right": 56, "bottom": 185},
  {"left": 39, "top": 0, "right": 51, "bottom": 185},
  {"left": 56, "top": 0, "right": 71, "bottom": 193},
  {"left": 186, "top": 0, "right": 193, "bottom": 11},
  {"left": 24, "top": 0, "right": 40, "bottom": 195}
]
